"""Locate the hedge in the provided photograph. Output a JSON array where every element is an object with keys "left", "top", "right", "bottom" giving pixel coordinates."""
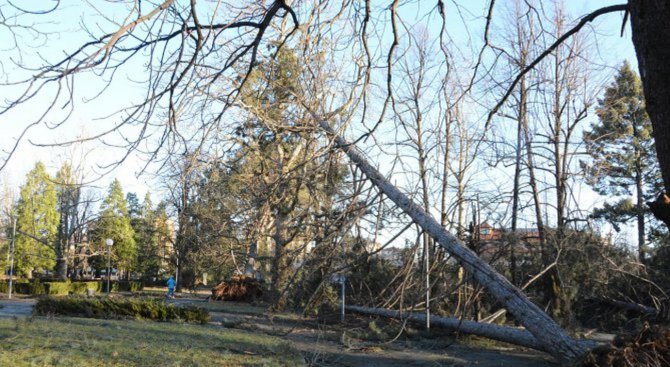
[
  {"left": 34, "top": 296, "right": 210, "bottom": 324},
  {"left": 70, "top": 281, "right": 97, "bottom": 295},
  {"left": 0, "top": 279, "right": 45, "bottom": 295},
  {"left": 0, "top": 280, "right": 143, "bottom": 295},
  {"left": 102, "top": 281, "right": 143, "bottom": 293}
]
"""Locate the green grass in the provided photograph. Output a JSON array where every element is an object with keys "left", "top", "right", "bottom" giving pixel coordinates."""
[
  {"left": 193, "top": 301, "right": 267, "bottom": 315},
  {"left": 0, "top": 317, "right": 304, "bottom": 366}
]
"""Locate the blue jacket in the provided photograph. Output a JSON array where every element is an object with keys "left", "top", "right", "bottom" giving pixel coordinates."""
[{"left": 167, "top": 277, "right": 176, "bottom": 289}]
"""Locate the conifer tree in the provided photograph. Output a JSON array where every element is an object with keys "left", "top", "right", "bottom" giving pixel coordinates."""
[
  {"left": 583, "top": 61, "right": 662, "bottom": 262},
  {"left": 91, "top": 179, "right": 137, "bottom": 277},
  {"left": 126, "top": 192, "right": 141, "bottom": 219},
  {"left": 134, "top": 193, "right": 163, "bottom": 281},
  {"left": 15, "top": 162, "right": 58, "bottom": 276}
]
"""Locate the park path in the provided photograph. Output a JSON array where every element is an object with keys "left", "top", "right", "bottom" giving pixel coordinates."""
[{"left": 0, "top": 298, "right": 36, "bottom": 318}]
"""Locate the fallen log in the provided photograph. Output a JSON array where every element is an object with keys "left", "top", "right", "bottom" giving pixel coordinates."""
[
  {"left": 318, "top": 118, "right": 590, "bottom": 362},
  {"left": 346, "top": 305, "right": 550, "bottom": 353}
]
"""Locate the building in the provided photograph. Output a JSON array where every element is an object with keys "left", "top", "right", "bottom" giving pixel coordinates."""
[{"left": 474, "top": 222, "right": 541, "bottom": 262}]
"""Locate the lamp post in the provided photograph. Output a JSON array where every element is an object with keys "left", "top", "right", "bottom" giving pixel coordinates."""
[
  {"left": 8, "top": 216, "right": 16, "bottom": 299},
  {"left": 105, "top": 238, "right": 113, "bottom": 293}
]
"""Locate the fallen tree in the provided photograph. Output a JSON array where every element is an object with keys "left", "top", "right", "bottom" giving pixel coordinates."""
[
  {"left": 208, "top": 276, "right": 262, "bottom": 302},
  {"left": 346, "top": 305, "right": 551, "bottom": 353},
  {"left": 317, "top": 118, "right": 591, "bottom": 362}
]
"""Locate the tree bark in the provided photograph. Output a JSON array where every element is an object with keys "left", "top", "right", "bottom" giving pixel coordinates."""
[
  {"left": 271, "top": 209, "right": 288, "bottom": 304},
  {"left": 630, "top": 0, "right": 670, "bottom": 228},
  {"left": 319, "top": 120, "right": 589, "bottom": 362},
  {"left": 510, "top": 74, "right": 524, "bottom": 286},
  {"left": 344, "top": 305, "right": 590, "bottom": 354},
  {"left": 55, "top": 256, "right": 68, "bottom": 280},
  {"left": 635, "top": 155, "right": 646, "bottom": 263}
]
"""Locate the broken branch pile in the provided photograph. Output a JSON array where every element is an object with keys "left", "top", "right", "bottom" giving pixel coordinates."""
[{"left": 579, "top": 323, "right": 670, "bottom": 367}]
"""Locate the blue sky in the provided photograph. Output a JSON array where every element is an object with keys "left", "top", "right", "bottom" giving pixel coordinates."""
[{"left": 0, "top": 1, "right": 639, "bottom": 240}]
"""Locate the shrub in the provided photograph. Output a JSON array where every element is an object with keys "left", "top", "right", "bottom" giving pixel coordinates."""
[
  {"left": 69, "top": 282, "right": 94, "bottom": 295},
  {"left": 0, "top": 279, "right": 34, "bottom": 294},
  {"left": 44, "top": 282, "right": 70, "bottom": 295},
  {"left": 13, "top": 279, "right": 46, "bottom": 295},
  {"left": 101, "top": 281, "right": 143, "bottom": 293},
  {"left": 34, "top": 296, "right": 210, "bottom": 324},
  {"left": 0, "top": 280, "right": 141, "bottom": 296}
]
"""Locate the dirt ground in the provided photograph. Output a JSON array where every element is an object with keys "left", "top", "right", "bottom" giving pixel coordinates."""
[
  {"left": 0, "top": 295, "right": 557, "bottom": 366},
  {"left": 172, "top": 298, "right": 557, "bottom": 367}
]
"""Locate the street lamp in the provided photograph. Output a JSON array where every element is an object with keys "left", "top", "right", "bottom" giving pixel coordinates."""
[
  {"left": 105, "top": 238, "right": 113, "bottom": 293},
  {"left": 7, "top": 216, "right": 16, "bottom": 299}
]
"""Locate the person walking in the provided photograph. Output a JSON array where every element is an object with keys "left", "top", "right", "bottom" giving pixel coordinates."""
[{"left": 167, "top": 275, "right": 176, "bottom": 299}]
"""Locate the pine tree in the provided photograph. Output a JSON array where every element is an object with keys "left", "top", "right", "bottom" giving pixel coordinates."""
[
  {"left": 153, "top": 202, "right": 173, "bottom": 278},
  {"left": 15, "top": 162, "right": 58, "bottom": 276},
  {"left": 583, "top": 61, "right": 662, "bottom": 262},
  {"left": 126, "top": 192, "right": 141, "bottom": 219},
  {"left": 134, "top": 193, "right": 163, "bottom": 281},
  {"left": 91, "top": 179, "right": 137, "bottom": 277}
]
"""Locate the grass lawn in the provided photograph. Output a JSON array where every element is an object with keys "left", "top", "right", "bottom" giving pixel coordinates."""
[
  {"left": 0, "top": 317, "right": 304, "bottom": 366},
  {"left": 190, "top": 300, "right": 267, "bottom": 315}
]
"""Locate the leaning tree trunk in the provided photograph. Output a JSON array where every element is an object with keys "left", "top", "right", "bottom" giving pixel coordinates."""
[
  {"left": 318, "top": 120, "right": 589, "bottom": 362},
  {"left": 345, "top": 305, "right": 561, "bottom": 353},
  {"left": 630, "top": 0, "right": 670, "bottom": 227}
]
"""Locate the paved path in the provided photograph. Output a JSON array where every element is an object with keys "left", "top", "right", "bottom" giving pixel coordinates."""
[{"left": 0, "top": 298, "right": 36, "bottom": 318}]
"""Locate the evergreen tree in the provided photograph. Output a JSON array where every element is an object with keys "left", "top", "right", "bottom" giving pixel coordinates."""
[
  {"left": 153, "top": 202, "right": 174, "bottom": 278},
  {"left": 583, "top": 61, "right": 663, "bottom": 262},
  {"left": 126, "top": 192, "right": 141, "bottom": 219},
  {"left": 15, "top": 162, "right": 58, "bottom": 276},
  {"left": 91, "top": 179, "right": 137, "bottom": 276},
  {"left": 234, "top": 49, "right": 348, "bottom": 304},
  {"left": 134, "top": 193, "right": 163, "bottom": 281}
]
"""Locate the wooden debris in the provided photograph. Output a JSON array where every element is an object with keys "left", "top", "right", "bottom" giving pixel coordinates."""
[
  {"left": 209, "top": 276, "right": 262, "bottom": 302},
  {"left": 579, "top": 323, "right": 670, "bottom": 367}
]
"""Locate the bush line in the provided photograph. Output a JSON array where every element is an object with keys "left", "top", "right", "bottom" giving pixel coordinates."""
[
  {"left": 0, "top": 280, "right": 143, "bottom": 295},
  {"left": 34, "top": 296, "right": 210, "bottom": 324}
]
